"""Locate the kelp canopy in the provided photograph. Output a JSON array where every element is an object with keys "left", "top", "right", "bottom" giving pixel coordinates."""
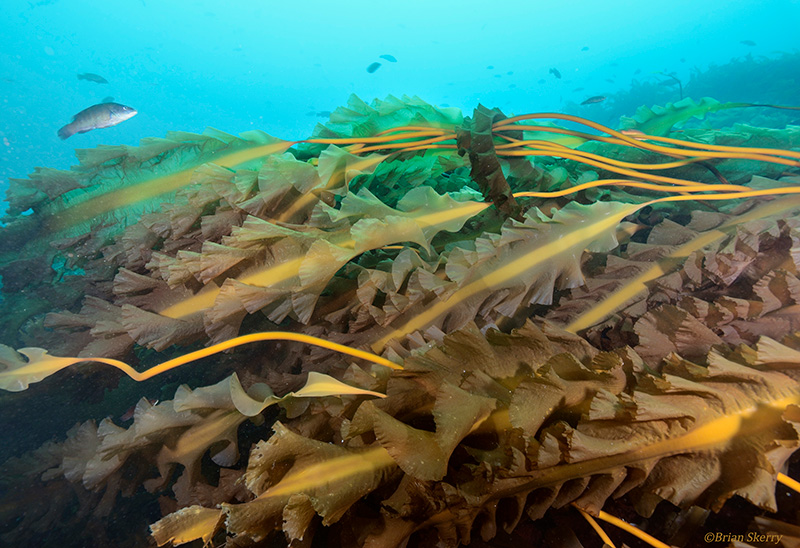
[{"left": 2, "top": 94, "right": 800, "bottom": 547}]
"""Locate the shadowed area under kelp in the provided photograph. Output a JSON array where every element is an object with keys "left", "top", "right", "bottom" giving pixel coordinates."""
[{"left": 2, "top": 94, "right": 800, "bottom": 547}]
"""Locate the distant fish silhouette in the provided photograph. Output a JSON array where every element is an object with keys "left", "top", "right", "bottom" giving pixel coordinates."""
[
  {"left": 581, "top": 46, "right": 589, "bottom": 51},
  {"left": 549, "top": 67, "right": 561, "bottom": 79},
  {"left": 366, "top": 62, "right": 381, "bottom": 73},
  {"left": 77, "top": 72, "right": 108, "bottom": 84},
  {"left": 581, "top": 95, "right": 606, "bottom": 105},
  {"left": 740, "top": 40, "right": 756, "bottom": 46},
  {"left": 487, "top": 65, "right": 494, "bottom": 69},
  {"left": 100, "top": 96, "right": 114, "bottom": 103},
  {"left": 379, "top": 54, "right": 397, "bottom": 62}
]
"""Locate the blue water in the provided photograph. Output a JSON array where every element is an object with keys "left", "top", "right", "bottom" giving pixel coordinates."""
[{"left": 2, "top": 0, "right": 799, "bottom": 214}]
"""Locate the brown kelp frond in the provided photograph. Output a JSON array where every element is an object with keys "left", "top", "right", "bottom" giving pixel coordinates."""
[
  {"left": 368, "top": 200, "right": 649, "bottom": 352},
  {"left": 0, "top": 331, "right": 399, "bottom": 392},
  {"left": 556, "top": 192, "right": 800, "bottom": 336},
  {"left": 2, "top": 366, "right": 389, "bottom": 546},
  {"left": 4, "top": 96, "right": 800, "bottom": 545},
  {"left": 150, "top": 320, "right": 800, "bottom": 547},
  {"left": 114, "top": 186, "right": 487, "bottom": 347}
]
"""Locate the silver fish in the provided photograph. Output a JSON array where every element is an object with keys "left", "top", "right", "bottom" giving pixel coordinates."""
[{"left": 57, "top": 102, "right": 137, "bottom": 140}]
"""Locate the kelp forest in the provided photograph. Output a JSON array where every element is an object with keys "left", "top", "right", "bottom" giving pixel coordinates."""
[{"left": 2, "top": 90, "right": 800, "bottom": 548}]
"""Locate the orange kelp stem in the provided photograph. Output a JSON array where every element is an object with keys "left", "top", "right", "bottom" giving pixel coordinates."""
[
  {"left": 60, "top": 331, "right": 402, "bottom": 383},
  {"left": 500, "top": 148, "right": 742, "bottom": 187},
  {"left": 622, "top": 130, "right": 800, "bottom": 160},
  {"left": 594, "top": 510, "right": 671, "bottom": 548},
  {"left": 355, "top": 134, "right": 457, "bottom": 153},
  {"left": 496, "top": 136, "right": 715, "bottom": 171},
  {"left": 493, "top": 114, "right": 800, "bottom": 166},
  {"left": 513, "top": 179, "right": 750, "bottom": 198},
  {"left": 571, "top": 504, "right": 617, "bottom": 548}
]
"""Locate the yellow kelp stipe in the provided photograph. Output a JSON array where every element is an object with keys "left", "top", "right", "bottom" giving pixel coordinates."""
[
  {"left": 593, "top": 510, "right": 671, "bottom": 548},
  {"left": 572, "top": 504, "right": 617, "bottom": 548},
  {"left": 0, "top": 331, "right": 401, "bottom": 392},
  {"left": 493, "top": 112, "right": 800, "bottom": 166}
]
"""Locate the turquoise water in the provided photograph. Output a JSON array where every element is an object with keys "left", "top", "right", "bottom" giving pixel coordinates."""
[{"left": 2, "top": 0, "right": 799, "bottom": 203}]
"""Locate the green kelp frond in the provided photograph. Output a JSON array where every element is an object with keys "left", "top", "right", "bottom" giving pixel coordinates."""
[
  {"left": 618, "top": 96, "right": 753, "bottom": 136},
  {"left": 314, "top": 94, "right": 463, "bottom": 140}
]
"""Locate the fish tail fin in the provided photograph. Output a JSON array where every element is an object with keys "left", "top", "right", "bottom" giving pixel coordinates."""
[{"left": 57, "top": 124, "right": 74, "bottom": 140}]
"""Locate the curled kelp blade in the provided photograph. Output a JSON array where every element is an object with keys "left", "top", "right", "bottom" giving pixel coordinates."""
[
  {"left": 150, "top": 506, "right": 223, "bottom": 547},
  {"left": 229, "top": 371, "right": 386, "bottom": 417}
]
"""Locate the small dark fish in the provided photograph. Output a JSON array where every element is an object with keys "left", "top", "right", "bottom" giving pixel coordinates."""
[
  {"left": 506, "top": 71, "right": 513, "bottom": 75},
  {"left": 680, "top": 57, "right": 686, "bottom": 63},
  {"left": 100, "top": 96, "right": 114, "bottom": 103},
  {"left": 634, "top": 68, "right": 642, "bottom": 75},
  {"left": 57, "top": 102, "right": 137, "bottom": 139},
  {"left": 581, "top": 46, "right": 589, "bottom": 51},
  {"left": 581, "top": 95, "right": 606, "bottom": 105},
  {"left": 494, "top": 74, "right": 501, "bottom": 78},
  {"left": 605, "top": 78, "right": 615, "bottom": 83},
  {"left": 487, "top": 65, "right": 494, "bottom": 69},
  {"left": 77, "top": 72, "right": 108, "bottom": 84},
  {"left": 572, "top": 87, "right": 585, "bottom": 92},
  {"left": 316, "top": 110, "right": 331, "bottom": 117},
  {"left": 366, "top": 62, "right": 381, "bottom": 73},
  {"left": 549, "top": 67, "right": 561, "bottom": 79},
  {"left": 379, "top": 54, "right": 397, "bottom": 62},
  {"left": 740, "top": 40, "right": 756, "bottom": 46}
]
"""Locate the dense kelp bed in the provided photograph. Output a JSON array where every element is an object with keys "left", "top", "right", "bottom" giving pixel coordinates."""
[{"left": 2, "top": 95, "right": 800, "bottom": 547}]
